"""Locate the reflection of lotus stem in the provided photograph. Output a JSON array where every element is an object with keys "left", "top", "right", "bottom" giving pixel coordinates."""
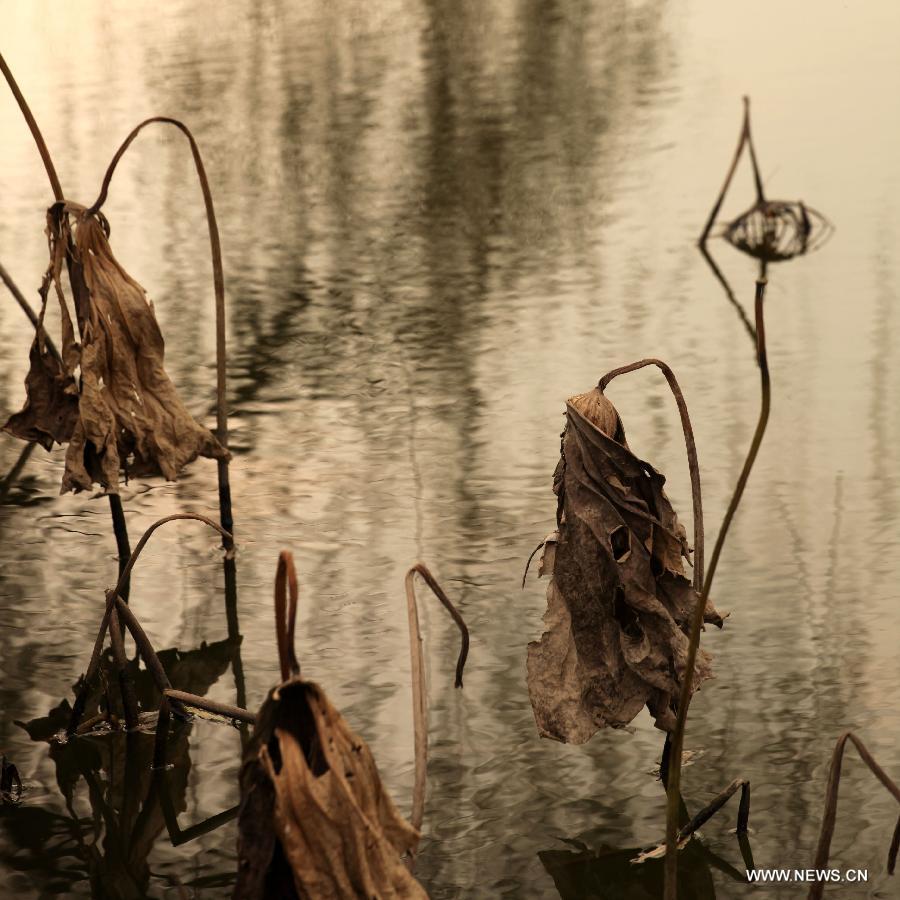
[
  {"left": 599, "top": 359, "right": 704, "bottom": 592},
  {"left": 664, "top": 279, "right": 769, "bottom": 900},
  {"left": 808, "top": 732, "right": 900, "bottom": 900},
  {"left": 404, "top": 564, "right": 470, "bottom": 837},
  {"left": 89, "top": 118, "right": 234, "bottom": 548},
  {"left": 67, "top": 513, "right": 232, "bottom": 734}
]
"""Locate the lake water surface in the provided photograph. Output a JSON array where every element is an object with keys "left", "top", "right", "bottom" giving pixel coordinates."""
[{"left": 1, "top": 1, "right": 899, "bottom": 896}]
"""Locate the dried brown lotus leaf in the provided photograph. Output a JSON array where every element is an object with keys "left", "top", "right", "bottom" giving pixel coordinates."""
[
  {"left": 236, "top": 679, "right": 426, "bottom": 900},
  {"left": 3, "top": 205, "right": 228, "bottom": 493},
  {"left": 527, "top": 386, "right": 724, "bottom": 741}
]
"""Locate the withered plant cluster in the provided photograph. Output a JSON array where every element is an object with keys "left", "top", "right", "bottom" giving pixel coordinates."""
[
  {"left": 0, "top": 48, "right": 896, "bottom": 900},
  {"left": 523, "top": 99, "right": 896, "bottom": 900},
  {"left": 0, "top": 51, "right": 474, "bottom": 900}
]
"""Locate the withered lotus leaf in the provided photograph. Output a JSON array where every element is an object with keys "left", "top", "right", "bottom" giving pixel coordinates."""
[
  {"left": 3, "top": 203, "right": 228, "bottom": 494},
  {"left": 236, "top": 679, "right": 426, "bottom": 899},
  {"left": 526, "top": 387, "right": 724, "bottom": 741}
]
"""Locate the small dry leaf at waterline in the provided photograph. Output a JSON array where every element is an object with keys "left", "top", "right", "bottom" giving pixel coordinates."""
[
  {"left": 526, "top": 387, "right": 724, "bottom": 741},
  {"left": 235, "top": 679, "right": 427, "bottom": 900},
  {"left": 3, "top": 203, "right": 228, "bottom": 493}
]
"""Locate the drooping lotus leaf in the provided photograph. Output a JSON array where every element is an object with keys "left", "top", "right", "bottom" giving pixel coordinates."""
[
  {"left": 527, "top": 387, "right": 724, "bottom": 741},
  {"left": 235, "top": 679, "right": 426, "bottom": 899},
  {"left": 3, "top": 202, "right": 228, "bottom": 494}
]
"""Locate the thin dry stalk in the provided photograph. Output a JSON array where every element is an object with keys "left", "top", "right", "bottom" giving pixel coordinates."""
[
  {"left": 888, "top": 816, "right": 900, "bottom": 875},
  {"left": 274, "top": 551, "right": 300, "bottom": 682},
  {"left": 108, "top": 494, "right": 132, "bottom": 603},
  {"left": 634, "top": 779, "right": 750, "bottom": 863},
  {"left": 0, "top": 52, "right": 63, "bottom": 202},
  {"left": 163, "top": 689, "right": 256, "bottom": 724},
  {"left": 699, "top": 96, "right": 765, "bottom": 245},
  {"left": 67, "top": 513, "right": 232, "bottom": 733},
  {"left": 664, "top": 279, "right": 770, "bottom": 899},
  {"left": 107, "top": 606, "right": 139, "bottom": 729},
  {"left": 0, "top": 441, "right": 36, "bottom": 504},
  {"left": 88, "top": 118, "right": 233, "bottom": 545},
  {"left": 598, "top": 359, "right": 704, "bottom": 591},
  {"left": 0, "top": 260, "right": 62, "bottom": 362},
  {"left": 404, "top": 563, "right": 470, "bottom": 835},
  {"left": 153, "top": 695, "right": 172, "bottom": 771},
  {"left": 808, "top": 731, "right": 900, "bottom": 900},
  {"left": 113, "top": 596, "right": 174, "bottom": 699}
]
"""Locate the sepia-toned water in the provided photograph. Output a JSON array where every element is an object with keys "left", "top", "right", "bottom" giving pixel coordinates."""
[{"left": 1, "top": 1, "right": 899, "bottom": 896}]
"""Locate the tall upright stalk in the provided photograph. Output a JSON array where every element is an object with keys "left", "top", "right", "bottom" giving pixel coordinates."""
[
  {"left": 664, "top": 279, "right": 770, "bottom": 899},
  {"left": 699, "top": 97, "right": 766, "bottom": 245}
]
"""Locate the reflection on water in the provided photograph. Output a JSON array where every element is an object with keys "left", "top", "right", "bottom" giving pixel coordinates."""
[{"left": 2, "top": 0, "right": 900, "bottom": 896}]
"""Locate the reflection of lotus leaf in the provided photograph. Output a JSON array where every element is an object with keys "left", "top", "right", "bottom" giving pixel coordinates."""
[
  {"left": 16, "top": 636, "right": 239, "bottom": 741},
  {"left": 539, "top": 838, "right": 731, "bottom": 899}
]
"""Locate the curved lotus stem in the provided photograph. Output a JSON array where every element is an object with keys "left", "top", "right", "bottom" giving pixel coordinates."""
[
  {"left": 67, "top": 513, "right": 232, "bottom": 734},
  {"left": 88, "top": 117, "right": 233, "bottom": 544},
  {"left": 404, "top": 564, "right": 469, "bottom": 836},
  {"left": 808, "top": 732, "right": 900, "bottom": 900},
  {"left": 664, "top": 279, "right": 770, "bottom": 899},
  {"left": 274, "top": 551, "right": 300, "bottom": 682},
  {"left": 599, "top": 359, "right": 704, "bottom": 592}
]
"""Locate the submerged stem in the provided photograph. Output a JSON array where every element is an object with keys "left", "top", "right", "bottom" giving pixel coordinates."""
[
  {"left": 599, "top": 359, "right": 704, "bottom": 592},
  {"left": 664, "top": 279, "right": 769, "bottom": 899}
]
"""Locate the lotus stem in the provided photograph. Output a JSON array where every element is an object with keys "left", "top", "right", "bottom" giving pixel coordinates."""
[
  {"left": 88, "top": 118, "right": 233, "bottom": 546},
  {"left": 0, "top": 52, "right": 63, "bottom": 202},
  {"left": 808, "top": 731, "right": 900, "bottom": 900},
  {"left": 274, "top": 551, "right": 300, "bottom": 682},
  {"left": 599, "top": 359, "right": 704, "bottom": 592},
  {"left": 163, "top": 689, "right": 256, "bottom": 725},
  {"left": 404, "top": 563, "right": 469, "bottom": 836},
  {"left": 0, "top": 260, "right": 62, "bottom": 363},
  {"left": 0, "top": 442, "right": 36, "bottom": 504},
  {"left": 108, "top": 606, "right": 139, "bottom": 729},
  {"left": 699, "top": 97, "right": 765, "bottom": 245},
  {"left": 108, "top": 494, "right": 132, "bottom": 604},
  {"left": 153, "top": 695, "right": 172, "bottom": 771},
  {"left": 664, "top": 278, "right": 769, "bottom": 899},
  {"left": 67, "top": 513, "right": 232, "bottom": 733}
]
